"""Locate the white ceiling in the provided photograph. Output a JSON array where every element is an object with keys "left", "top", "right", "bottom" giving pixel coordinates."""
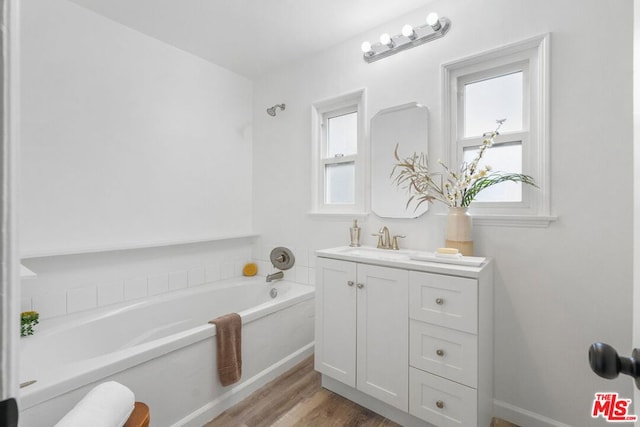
[{"left": 68, "top": 0, "right": 432, "bottom": 79}]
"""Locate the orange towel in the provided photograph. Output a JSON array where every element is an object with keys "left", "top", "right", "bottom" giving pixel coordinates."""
[{"left": 209, "top": 313, "right": 242, "bottom": 386}]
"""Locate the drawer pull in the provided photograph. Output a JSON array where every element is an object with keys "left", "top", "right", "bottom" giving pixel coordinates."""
[
  {"left": 436, "top": 349, "right": 445, "bottom": 357},
  {"left": 347, "top": 281, "right": 354, "bottom": 287},
  {"left": 436, "top": 400, "right": 445, "bottom": 409},
  {"left": 357, "top": 283, "right": 365, "bottom": 289},
  {"left": 435, "top": 297, "right": 444, "bottom": 305}
]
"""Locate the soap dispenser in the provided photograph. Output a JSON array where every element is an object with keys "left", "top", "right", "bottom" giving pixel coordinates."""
[{"left": 349, "top": 219, "right": 361, "bottom": 247}]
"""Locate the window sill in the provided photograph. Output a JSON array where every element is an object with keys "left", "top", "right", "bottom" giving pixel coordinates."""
[
  {"left": 437, "top": 213, "right": 556, "bottom": 227},
  {"left": 470, "top": 214, "right": 557, "bottom": 228},
  {"left": 308, "top": 211, "right": 370, "bottom": 221}
]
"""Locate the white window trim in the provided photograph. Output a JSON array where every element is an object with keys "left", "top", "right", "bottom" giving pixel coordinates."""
[
  {"left": 442, "top": 34, "right": 555, "bottom": 227},
  {"left": 309, "top": 89, "right": 368, "bottom": 217}
]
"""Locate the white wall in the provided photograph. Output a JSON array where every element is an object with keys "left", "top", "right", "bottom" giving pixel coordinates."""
[
  {"left": 19, "top": 0, "right": 258, "bottom": 322},
  {"left": 20, "top": 0, "right": 253, "bottom": 257},
  {"left": 253, "top": 1, "right": 633, "bottom": 426}
]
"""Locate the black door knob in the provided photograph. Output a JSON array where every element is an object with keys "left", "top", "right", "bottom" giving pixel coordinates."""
[{"left": 589, "top": 342, "right": 640, "bottom": 390}]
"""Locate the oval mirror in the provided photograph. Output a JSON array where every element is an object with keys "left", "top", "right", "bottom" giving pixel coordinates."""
[{"left": 371, "top": 103, "right": 429, "bottom": 218}]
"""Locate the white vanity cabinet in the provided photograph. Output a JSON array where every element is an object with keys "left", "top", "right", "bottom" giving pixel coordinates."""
[
  {"left": 315, "top": 257, "right": 409, "bottom": 411},
  {"left": 315, "top": 247, "right": 493, "bottom": 427}
]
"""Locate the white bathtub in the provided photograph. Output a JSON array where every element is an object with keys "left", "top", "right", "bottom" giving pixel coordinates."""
[{"left": 19, "top": 277, "right": 315, "bottom": 426}]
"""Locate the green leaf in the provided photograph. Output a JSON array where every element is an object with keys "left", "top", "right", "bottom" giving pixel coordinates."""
[{"left": 462, "top": 173, "right": 538, "bottom": 206}]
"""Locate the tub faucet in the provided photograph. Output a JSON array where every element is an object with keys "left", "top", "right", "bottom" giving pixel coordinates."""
[
  {"left": 372, "top": 226, "right": 391, "bottom": 249},
  {"left": 266, "top": 270, "right": 284, "bottom": 283}
]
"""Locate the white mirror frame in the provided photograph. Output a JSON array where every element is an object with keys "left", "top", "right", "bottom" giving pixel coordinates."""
[{"left": 370, "top": 102, "right": 429, "bottom": 219}]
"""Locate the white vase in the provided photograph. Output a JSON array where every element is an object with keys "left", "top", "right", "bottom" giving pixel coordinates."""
[{"left": 445, "top": 207, "right": 473, "bottom": 256}]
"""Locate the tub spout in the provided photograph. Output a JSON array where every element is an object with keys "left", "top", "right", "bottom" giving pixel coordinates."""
[{"left": 266, "top": 271, "right": 284, "bottom": 283}]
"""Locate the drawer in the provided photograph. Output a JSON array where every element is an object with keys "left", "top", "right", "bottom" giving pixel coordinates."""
[
  {"left": 409, "top": 271, "right": 477, "bottom": 333},
  {"left": 410, "top": 320, "right": 478, "bottom": 388},
  {"left": 409, "top": 367, "right": 477, "bottom": 427}
]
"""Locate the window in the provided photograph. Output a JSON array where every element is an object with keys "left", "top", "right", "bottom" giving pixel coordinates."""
[
  {"left": 324, "top": 108, "right": 357, "bottom": 205},
  {"left": 443, "top": 34, "right": 553, "bottom": 226},
  {"left": 460, "top": 66, "right": 526, "bottom": 205},
  {"left": 311, "top": 89, "right": 366, "bottom": 215}
]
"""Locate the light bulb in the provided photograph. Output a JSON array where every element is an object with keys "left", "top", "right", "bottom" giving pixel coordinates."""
[
  {"left": 426, "top": 12, "right": 442, "bottom": 30},
  {"left": 402, "top": 24, "right": 415, "bottom": 39},
  {"left": 379, "top": 33, "right": 393, "bottom": 47},
  {"left": 361, "top": 41, "right": 372, "bottom": 54}
]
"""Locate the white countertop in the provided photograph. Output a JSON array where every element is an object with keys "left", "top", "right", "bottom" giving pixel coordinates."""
[{"left": 316, "top": 246, "right": 492, "bottom": 279}]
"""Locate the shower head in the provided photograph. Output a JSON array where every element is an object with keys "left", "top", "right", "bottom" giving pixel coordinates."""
[{"left": 266, "top": 103, "right": 285, "bottom": 117}]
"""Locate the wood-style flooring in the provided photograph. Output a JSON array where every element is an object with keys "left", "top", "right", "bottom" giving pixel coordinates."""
[
  {"left": 204, "top": 356, "right": 400, "bottom": 427},
  {"left": 204, "top": 355, "right": 520, "bottom": 427}
]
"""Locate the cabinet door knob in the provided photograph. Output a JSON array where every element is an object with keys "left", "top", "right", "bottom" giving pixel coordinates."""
[
  {"left": 347, "top": 281, "right": 355, "bottom": 287},
  {"left": 436, "top": 349, "right": 445, "bottom": 357},
  {"left": 435, "top": 297, "right": 444, "bottom": 305},
  {"left": 357, "top": 283, "right": 364, "bottom": 289},
  {"left": 436, "top": 400, "right": 445, "bottom": 409}
]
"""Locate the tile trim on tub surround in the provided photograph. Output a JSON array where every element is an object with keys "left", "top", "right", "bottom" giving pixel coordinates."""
[
  {"left": 25, "top": 244, "right": 317, "bottom": 319},
  {"left": 20, "top": 233, "right": 259, "bottom": 259},
  {"left": 25, "top": 265, "right": 242, "bottom": 320},
  {"left": 22, "top": 246, "right": 255, "bottom": 320}
]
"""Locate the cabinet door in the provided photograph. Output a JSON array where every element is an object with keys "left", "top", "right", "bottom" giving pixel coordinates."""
[
  {"left": 315, "top": 257, "right": 357, "bottom": 387},
  {"left": 356, "top": 264, "right": 409, "bottom": 411}
]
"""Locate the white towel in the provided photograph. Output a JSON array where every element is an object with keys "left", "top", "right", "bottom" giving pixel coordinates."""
[{"left": 54, "top": 381, "right": 135, "bottom": 427}]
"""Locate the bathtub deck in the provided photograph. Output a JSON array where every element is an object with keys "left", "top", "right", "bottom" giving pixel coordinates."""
[{"left": 204, "top": 355, "right": 399, "bottom": 427}]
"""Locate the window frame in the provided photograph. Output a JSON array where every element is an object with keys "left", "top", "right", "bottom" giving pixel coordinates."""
[
  {"left": 442, "top": 34, "right": 554, "bottom": 227},
  {"left": 310, "top": 89, "right": 367, "bottom": 216}
]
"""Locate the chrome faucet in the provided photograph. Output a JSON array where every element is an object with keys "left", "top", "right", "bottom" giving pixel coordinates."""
[{"left": 266, "top": 270, "right": 284, "bottom": 283}]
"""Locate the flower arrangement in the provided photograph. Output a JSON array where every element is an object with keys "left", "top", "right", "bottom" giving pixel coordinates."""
[
  {"left": 21, "top": 311, "right": 39, "bottom": 337},
  {"left": 391, "top": 120, "right": 537, "bottom": 209}
]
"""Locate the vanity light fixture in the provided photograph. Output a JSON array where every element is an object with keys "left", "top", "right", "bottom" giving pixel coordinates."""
[
  {"left": 379, "top": 33, "right": 394, "bottom": 48},
  {"left": 361, "top": 41, "right": 374, "bottom": 57},
  {"left": 426, "top": 12, "right": 442, "bottom": 31},
  {"left": 361, "top": 11, "right": 451, "bottom": 63},
  {"left": 401, "top": 24, "right": 417, "bottom": 41}
]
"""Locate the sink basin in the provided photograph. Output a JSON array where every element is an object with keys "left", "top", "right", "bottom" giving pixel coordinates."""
[{"left": 337, "top": 246, "right": 414, "bottom": 261}]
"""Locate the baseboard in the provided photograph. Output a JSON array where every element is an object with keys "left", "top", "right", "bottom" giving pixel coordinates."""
[
  {"left": 171, "top": 342, "right": 315, "bottom": 427},
  {"left": 493, "top": 399, "right": 573, "bottom": 427}
]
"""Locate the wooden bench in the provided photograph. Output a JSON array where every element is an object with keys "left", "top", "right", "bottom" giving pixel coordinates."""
[{"left": 124, "top": 402, "right": 150, "bottom": 427}]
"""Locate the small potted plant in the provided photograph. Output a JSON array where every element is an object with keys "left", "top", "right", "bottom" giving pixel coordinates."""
[{"left": 21, "top": 311, "right": 39, "bottom": 337}]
